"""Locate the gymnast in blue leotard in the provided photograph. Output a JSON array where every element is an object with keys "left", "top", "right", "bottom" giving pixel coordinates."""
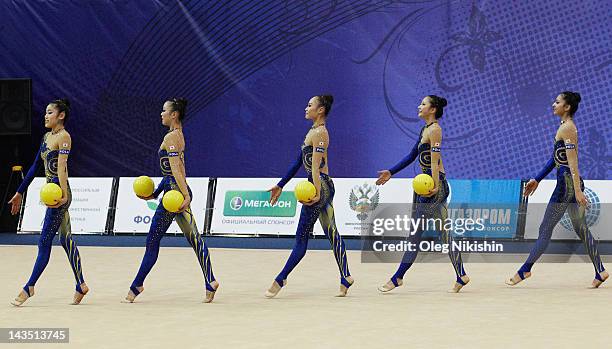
[
  {"left": 506, "top": 91, "right": 607, "bottom": 287},
  {"left": 265, "top": 95, "right": 353, "bottom": 298},
  {"left": 124, "top": 98, "right": 218, "bottom": 303},
  {"left": 375, "top": 95, "right": 469, "bottom": 293},
  {"left": 9, "top": 99, "right": 88, "bottom": 306}
]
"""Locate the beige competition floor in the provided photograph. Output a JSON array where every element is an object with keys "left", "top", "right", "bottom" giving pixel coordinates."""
[{"left": 1, "top": 245, "right": 611, "bottom": 349}]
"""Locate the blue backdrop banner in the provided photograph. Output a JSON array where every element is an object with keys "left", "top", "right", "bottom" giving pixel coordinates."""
[{"left": 2, "top": 1, "right": 610, "bottom": 180}]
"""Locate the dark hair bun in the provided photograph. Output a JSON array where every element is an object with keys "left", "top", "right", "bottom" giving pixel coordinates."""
[
  {"left": 317, "top": 94, "right": 334, "bottom": 116},
  {"left": 439, "top": 97, "right": 447, "bottom": 108},
  {"left": 52, "top": 98, "right": 70, "bottom": 109},
  {"left": 427, "top": 95, "right": 447, "bottom": 119},
  {"left": 59, "top": 98, "right": 70, "bottom": 108},
  {"left": 168, "top": 97, "right": 188, "bottom": 121},
  {"left": 50, "top": 98, "right": 71, "bottom": 124},
  {"left": 560, "top": 91, "right": 581, "bottom": 115},
  {"left": 175, "top": 98, "right": 187, "bottom": 107}
]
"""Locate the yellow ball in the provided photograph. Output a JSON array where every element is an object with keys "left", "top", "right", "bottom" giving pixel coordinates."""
[
  {"left": 294, "top": 180, "right": 316, "bottom": 202},
  {"left": 162, "top": 190, "right": 184, "bottom": 212},
  {"left": 40, "top": 183, "right": 62, "bottom": 206},
  {"left": 133, "top": 176, "right": 154, "bottom": 197},
  {"left": 413, "top": 174, "right": 434, "bottom": 196}
]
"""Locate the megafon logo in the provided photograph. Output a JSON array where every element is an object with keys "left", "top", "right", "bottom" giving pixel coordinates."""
[
  {"left": 230, "top": 196, "right": 243, "bottom": 211},
  {"left": 223, "top": 191, "right": 297, "bottom": 217}
]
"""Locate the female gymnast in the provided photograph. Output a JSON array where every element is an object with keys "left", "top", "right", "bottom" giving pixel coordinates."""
[
  {"left": 9, "top": 99, "right": 88, "bottom": 306},
  {"left": 265, "top": 95, "right": 354, "bottom": 298},
  {"left": 376, "top": 95, "right": 469, "bottom": 293},
  {"left": 507, "top": 91, "right": 607, "bottom": 287},
  {"left": 125, "top": 98, "right": 218, "bottom": 303}
]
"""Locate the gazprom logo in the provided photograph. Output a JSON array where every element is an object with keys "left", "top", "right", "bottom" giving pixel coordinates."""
[{"left": 230, "top": 196, "right": 243, "bottom": 211}]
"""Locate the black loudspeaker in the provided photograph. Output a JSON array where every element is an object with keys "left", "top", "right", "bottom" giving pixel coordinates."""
[{"left": 0, "top": 79, "right": 32, "bottom": 135}]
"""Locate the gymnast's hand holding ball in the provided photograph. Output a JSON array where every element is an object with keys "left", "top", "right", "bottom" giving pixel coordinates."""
[
  {"left": 299, "top": 194, "right": 320, "bottom": 206},
  {"left": 419, "top": 185, "right": 439, "bottom": 198},
  {"left": 41, "top": 183, "right": 67, "bottom": 208},
  {"left": 294, "top": 180, "right": 319, "bottom": 206}
]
